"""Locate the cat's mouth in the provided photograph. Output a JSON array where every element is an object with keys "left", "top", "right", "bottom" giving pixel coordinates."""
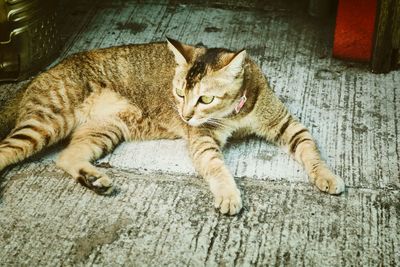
[
  {"left": 180, "top": 116, "right": 207, "bottom": 127},
  {"left": 187, "top": 118, "right": 207, "bottom": 127}
]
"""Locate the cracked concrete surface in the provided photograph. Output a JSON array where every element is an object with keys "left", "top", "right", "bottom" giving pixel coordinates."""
[
  {"left": 0, "top": 0, "right": 399, "bottom": 266},
  {"left": 1, "top": 163, "right": 399, "bottom": 266}
]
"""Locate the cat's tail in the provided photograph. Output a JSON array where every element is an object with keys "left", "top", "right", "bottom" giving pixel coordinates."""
[{"left": 0, "top": 88, "right": 25, "bottom": 140}]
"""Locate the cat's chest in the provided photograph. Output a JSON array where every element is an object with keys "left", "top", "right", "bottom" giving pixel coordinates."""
[
  {"left": 214, "top": 113, "right": 256, "bottom": 145},
  {"left": 124, "top": 103, "right": 186, "bottom": 141}
]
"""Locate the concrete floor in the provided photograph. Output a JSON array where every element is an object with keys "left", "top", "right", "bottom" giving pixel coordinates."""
[{"left": 0, "top": 0, "right": 399, "bottom": 266}]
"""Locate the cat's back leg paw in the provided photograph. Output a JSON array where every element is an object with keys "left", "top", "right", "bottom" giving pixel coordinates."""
[{"left": 77, "top": 167, "right": 114, "bottom": 195}]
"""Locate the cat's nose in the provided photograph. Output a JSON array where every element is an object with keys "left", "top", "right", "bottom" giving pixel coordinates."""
[
  {"left": 182, "top": 109, "right": 194, "bottom": 122},
  {"left": 183, "top": 115, "right": 192, "bottom": 121}
]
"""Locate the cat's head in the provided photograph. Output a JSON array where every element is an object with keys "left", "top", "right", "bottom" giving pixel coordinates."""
[{"left": 167, "top": 38, "right": 247, "bottom": 127}]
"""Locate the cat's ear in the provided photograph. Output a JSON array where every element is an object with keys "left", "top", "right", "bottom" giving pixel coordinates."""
[
  {"left": 166, "top": 37, "right": 194, "bottom": 66},
  {"left": 222, "top": 49, "right": 246, "bottom": 77}
]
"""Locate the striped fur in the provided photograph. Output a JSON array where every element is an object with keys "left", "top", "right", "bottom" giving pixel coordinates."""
[{"left": 0, "top": 39, "right": 344, "bottom": 215}]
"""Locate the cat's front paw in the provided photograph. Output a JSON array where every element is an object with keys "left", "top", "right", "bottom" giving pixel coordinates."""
[
  {"left": 77, "top": 168, "right": 114, "bottom": 195},
  {"left": 210, "top": 180, "right": 242, "bottom": 215},
  {"left": 314, "top": 170, "right": 345, "bottom": 195}
]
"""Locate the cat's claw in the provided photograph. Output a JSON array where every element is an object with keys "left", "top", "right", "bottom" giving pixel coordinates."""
[
  {"left": 213, "top": 187, "right": 242, "bottom": 215},
  {"left": 315, "top": 172, "right": 345, "bottom": 195},
  {"left": 77, "top": 169, "right": 113, "bottom": 195}
]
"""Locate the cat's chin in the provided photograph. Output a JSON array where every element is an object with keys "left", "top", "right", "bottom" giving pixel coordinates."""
[{"left": 186, "top": 118, "right": 207, "bottom": 127}]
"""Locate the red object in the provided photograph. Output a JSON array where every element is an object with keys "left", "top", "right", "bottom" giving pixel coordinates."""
[{"left": 333, "top": 0, "right": 378, "bottom": 62}]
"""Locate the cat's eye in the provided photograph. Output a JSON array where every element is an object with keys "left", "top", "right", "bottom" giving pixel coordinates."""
[
  {"left": 199, "top": 95, "right": 215, "bottom": 104},
  {"left": 176, "top": 88, "right": 184, "bottom": 98}
]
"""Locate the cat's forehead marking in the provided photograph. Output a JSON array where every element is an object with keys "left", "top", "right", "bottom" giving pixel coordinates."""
[
  {"left": 186, "top": 61, "right": 206, "bottom": 89},
  {"left": 185, "top": 48, "right": 232, "bottom": 89}
]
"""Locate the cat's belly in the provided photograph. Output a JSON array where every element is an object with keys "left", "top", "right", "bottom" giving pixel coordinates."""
[
  {"left": 127, "top": 119, "right": 185, "bottom": 141},
  {"left": 78, "top": 88, "right": 186, "bottom": 141},
  {"left": 121, "top": 106, "right": 187, "bottom": 141}
]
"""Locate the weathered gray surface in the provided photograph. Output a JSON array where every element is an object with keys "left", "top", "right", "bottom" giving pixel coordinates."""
[
  {"left": 0, "top": 0, "right": 399, "bottom": 266},
  {"left": 1, "top": 163, "right": 399, "bottom": 266}
]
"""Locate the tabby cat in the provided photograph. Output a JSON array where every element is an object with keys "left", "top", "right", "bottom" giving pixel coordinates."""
[{"left": 0, "top": 38, "right": 344, "bottom": 215}]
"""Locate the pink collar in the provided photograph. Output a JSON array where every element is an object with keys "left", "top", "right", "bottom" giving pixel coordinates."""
[{"left": 234, "top": 90, "right": 247, "bottom": 114}]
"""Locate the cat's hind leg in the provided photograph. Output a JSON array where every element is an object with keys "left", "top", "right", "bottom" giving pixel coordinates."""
[
  {"left": 0, "top": 105, "right": 75, "bottom": 173},
  {"left": 56, "top": 119, "right": 128, "bottom": 195}
]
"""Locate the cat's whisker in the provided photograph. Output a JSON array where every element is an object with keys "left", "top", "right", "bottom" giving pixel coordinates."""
[
  {"left": 206, "top": 118, "right": 233, "bottom": 130},
  {"left": 207, "top": 119, "right": 223, "bottom": 127},
  {"left": 165, "top": 100, "right": 180, "bottom": 114},
  {"left": 167, "top": 100, "right": 179, "bottom": 110}
]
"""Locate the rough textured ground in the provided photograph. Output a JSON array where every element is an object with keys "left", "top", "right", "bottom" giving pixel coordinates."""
[{"left": 0, "top": 0, "right": 399, "bottom": 266}]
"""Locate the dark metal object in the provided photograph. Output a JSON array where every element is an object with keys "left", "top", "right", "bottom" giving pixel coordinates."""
[
  {"left": 371, "top": 0, "right": 400, "bottom": 73},
  {"left": 308, "top": 0, "right": 335, "bottom": 18},
  {"left": 0, "top": 0, "right": 61, "bottom": 81}
]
